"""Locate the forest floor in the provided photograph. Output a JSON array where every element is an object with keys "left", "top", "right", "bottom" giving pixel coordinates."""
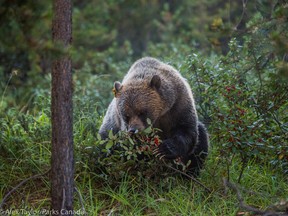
[{"left": 1, "top": 146, "right": 287, "bottom": 216}]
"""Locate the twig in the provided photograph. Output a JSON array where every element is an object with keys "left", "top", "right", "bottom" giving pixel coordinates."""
[
  {"left": 237, "top": 159, "right": 247, "bottom": 183},
  {"left": 0, "top": 169, "right": 50, "bottom": 209},
  {"left": 74, "top": 187, "right": 88, "bottom": 216},
  {"left": 0, "top": 72, "right": 14, "bottom": 108},
  {"left": 107, "top": 208, "right": 115, "bottom": 216},
  {"left": 162, "top": 161, "right": 212, "bottom": 193},
  {"left": 234, "top": 0, "right": 248, "bottom": 31}
]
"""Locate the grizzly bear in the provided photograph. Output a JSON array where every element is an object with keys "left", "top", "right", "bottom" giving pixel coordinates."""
[{"left": 99, "top": 57, "right": 209, "bottom": 175}]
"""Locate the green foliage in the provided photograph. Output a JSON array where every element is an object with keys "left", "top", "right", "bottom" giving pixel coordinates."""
[
  {"left": 0, "top": 109, "right": 51, "bottom": 163},
  {"left": 96, "top": 127, "right": 161, "bottom": 178},
  {"left": 77, "top": 119, "right": 193, "bottom": 182},
  {"left": 182, "top": 36, "right": 288, "bottom": 179}
]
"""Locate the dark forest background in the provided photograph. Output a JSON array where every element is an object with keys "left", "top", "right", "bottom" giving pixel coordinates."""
[{"left": 0, "top": 1, "right": 287, "bottom": 110}]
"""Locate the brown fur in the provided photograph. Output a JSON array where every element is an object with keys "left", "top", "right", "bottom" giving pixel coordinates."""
[{"left": 99, "top": 57, "right": 209, "bottom": 174}]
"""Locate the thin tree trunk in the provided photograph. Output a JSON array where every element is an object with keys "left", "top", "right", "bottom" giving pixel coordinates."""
[{"left": 51, "top": 0, "right": 73, "bottom": 214}]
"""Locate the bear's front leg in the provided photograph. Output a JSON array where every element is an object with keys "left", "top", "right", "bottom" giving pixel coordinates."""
[{"left": 156, "top": 128, "right": 197, "bottom": 160}]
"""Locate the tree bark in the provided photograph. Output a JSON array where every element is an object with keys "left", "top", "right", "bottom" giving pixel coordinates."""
[{"left": 51, "top": 0, "right": 73, "bottom": 215}]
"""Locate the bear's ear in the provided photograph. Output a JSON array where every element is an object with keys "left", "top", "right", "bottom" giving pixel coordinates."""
[
  {"left": 113, "top": 81, "right": 123, "bottom": 97},
  {"left": 150, "top": 75, "right": 161, "bottom": 90}
]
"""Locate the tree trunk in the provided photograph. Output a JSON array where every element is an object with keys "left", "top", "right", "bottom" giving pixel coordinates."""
[{"left": 51, "top": 0, "right": 73, "bottom": 215}]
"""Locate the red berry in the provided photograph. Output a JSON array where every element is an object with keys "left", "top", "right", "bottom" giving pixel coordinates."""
[{"left": 154, "top": 137, "right": 160, "bottom": 146}]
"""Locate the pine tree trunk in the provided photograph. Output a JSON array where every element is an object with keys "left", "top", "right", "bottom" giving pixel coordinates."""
[{"left": 51, "top": 0, "right": 73, "bottom": 214}]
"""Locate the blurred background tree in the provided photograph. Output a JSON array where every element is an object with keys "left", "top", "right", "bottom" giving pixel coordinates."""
[{"left": 0, "top": 1, "right": 286, "bottom": 104}]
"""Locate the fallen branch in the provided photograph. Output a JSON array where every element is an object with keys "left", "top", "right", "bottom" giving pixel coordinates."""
[
  {"left": 74, "top": 187, "right": 88, "bottom": 216},
  {"left": 223, "top": 178, "right": 288, "bottom": 216},
  {"left": 0, "top": 169, "right": 50, "bottom": 209}
]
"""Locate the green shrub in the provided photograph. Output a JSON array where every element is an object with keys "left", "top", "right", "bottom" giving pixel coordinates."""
[
  {"left": 76, "top": 119, "right": 196, "bottom": 183},
  {"left": 182, "top": 36, "right": 287, "bottom": 180}
]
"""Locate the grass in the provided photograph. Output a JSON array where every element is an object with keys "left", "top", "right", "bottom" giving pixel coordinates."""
[
  {"left": 71, "top": 157, "right": 287, "bottom": 215},
  {"left": 1, "top": 139, "right": 287, "bottom": 215},
  {"left": 0, "top": 105, "right": 287, "bottom": 216}
]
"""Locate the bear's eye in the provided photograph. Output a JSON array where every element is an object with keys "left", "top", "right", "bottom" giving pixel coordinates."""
[
  {"left": 123, "top": 114, "right": 130, "bottom": 122},
  {"left": 138, "top": 111, "right": 147, "bottom": 118}
]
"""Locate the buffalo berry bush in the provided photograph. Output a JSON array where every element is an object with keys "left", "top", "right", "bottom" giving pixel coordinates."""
[
  {"left": 182, "top": 38, "right": 288, "bottom": 181},
  {"left": 77, "top": 119, "right": 197, "bottom": 182},
  {"left": 80, "top": 120, "right": 163, "bottom": 180}
]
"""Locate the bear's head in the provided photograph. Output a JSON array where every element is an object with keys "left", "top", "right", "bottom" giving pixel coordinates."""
[{"left": 113, "top": 75, "right": 165, "bottom": 134}]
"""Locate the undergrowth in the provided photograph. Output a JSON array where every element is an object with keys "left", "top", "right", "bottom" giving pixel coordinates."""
[{"left": 0, "top": 102, "right": 287, "bottom": 215}]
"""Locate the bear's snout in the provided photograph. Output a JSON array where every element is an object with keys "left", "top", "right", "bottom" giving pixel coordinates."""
[
  {"left": 128, "top": 116, "right": 145, "bottom": 134},
  {"left": 128, "top": 127, "right": 139, "bottom": 134}
]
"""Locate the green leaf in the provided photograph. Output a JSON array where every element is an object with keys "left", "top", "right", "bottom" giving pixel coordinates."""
[
  {"left": 146, "top": 118, "right": 152, "bottom": 125},
  {"left": 106, "top": 140, "right": 113, "bottom": 150},
  {"left": 128, "top": 137, "right": 134, "bottom": 144},
  {"left": 143, "top": 126, "right": 152, "bottom": 134},
  {"left": 108, "top": 130, "right": 114, "bottom": 139}
]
